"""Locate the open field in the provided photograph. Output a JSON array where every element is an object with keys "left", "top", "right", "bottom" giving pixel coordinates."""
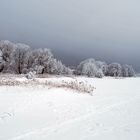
[{"left": 0, "top": 76, "right": 140, "bottom": 140}]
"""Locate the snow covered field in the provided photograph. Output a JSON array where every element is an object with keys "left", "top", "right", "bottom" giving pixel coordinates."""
[{"left": 0, "top": 77, "right": 140, "bottom": 140}]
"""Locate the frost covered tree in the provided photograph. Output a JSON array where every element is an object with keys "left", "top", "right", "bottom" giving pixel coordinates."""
[
  {"left": 63, "top": 66, "right": 73, "bottom": 75},
  {"left": 47, "top": 58, "right": 73, "bottom": 75},
  {"left": 107, "top": 63, "right": 122, "bottom": 77},
  {"left": 0, "top": 40, "right": 16, "bottom": 73},
  {"left": 82, "top": 62, "right": 98, "bottom": 77},
  {"left": 0, "top": 40, "right": 136, "bottom": 77},
  {"left": 96, "top": 61, "right": 108, "bottom": 75},
  {"left": 47, "top": 58, "right": 62, "bottom": 74},
  {"left": 77, "top": 59, "right": 96, "bottom": 75},
  {"left": 0, "top": 50, "right": 4, "bottom": 72},
  {"left": 12, "top": 43, "right": 31, "bottom": 74},
  {"left": 31, "top": 48, "right": 53, "bottom": 74},
  {"left": 0, "top": 40, "right": 72, "bottom": 75},
  {"left": 76, "top": 58, "right": 103, "bottom": 77},
  {"left": 95, "top": 68, "right": 104, "bottom": 78},
  {"left": 122, "top": 64, "right": 135, "bottom": 77}
]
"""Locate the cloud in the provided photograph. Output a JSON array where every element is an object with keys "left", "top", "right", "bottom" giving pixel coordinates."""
[{"left": 0, "top": 0, "right": 140, "bottom": 71}]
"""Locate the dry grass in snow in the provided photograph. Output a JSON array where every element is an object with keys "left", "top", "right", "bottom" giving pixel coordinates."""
[{"left": 0, "top": 76, "right": 95, "bottom": 94}]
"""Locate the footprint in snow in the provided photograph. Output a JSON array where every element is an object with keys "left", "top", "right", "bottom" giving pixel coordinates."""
[{"left": 0, "top": 112, "right": 13, "bottom": 120}]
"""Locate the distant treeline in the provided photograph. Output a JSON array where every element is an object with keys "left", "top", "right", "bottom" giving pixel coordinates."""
[{"left": 0, "top": 40, "right": 135, "bottom": 78}]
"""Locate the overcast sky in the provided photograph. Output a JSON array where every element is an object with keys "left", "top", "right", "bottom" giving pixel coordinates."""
[{"left": 0, "top": 0, "right": 140, "bottom": 71}]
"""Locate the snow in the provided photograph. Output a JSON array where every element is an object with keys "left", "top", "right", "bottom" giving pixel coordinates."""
[{"left": 0, "top": 77, "right": 140, "bottom": 140}]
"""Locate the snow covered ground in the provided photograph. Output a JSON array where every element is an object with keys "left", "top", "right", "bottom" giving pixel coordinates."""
[{"left": 0, "top": 77, "right": 140, "bottom": 140}]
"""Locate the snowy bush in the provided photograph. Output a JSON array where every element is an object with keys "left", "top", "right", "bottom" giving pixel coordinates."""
[
  {"left": 25, "top": 71, "right": 36, "bottom": 79},
  {"left": 63, "top": 66, "right": 73, "bottom": 75},
  {"left": 35, "top": 65, "right": 45, "bottom": 74},
  {"left": 0, "top": 76, "right": 94, "bottom": 95},
  {"left": 45, "top": 79, "right": 95, "bottom": 94},
  {"left": 0, "top": 78, "right": 21, "bottom": 86}
]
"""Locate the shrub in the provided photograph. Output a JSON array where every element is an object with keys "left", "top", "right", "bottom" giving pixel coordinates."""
[{"left": 45, "top": 79, "right": 95, "bottom": 94}]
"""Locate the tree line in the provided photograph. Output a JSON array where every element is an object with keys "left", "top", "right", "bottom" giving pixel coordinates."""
[{"left": 0, "top": 40, "right": 135, "bottom": 78}]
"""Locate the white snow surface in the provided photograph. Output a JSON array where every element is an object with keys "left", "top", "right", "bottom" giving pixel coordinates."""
[{"left": 0, "top": 77, "right": 140, "bottom": 140}]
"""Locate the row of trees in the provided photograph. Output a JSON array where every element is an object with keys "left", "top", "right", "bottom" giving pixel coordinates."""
[
  {"left": 0, "top": 40, "right": 72, "bottom": 75},
  {"left": 0, "top": 40, "right": 136, "bottom": 77},
  {"left": 75, "top": 58, "right": 135, "bottom": 78}
]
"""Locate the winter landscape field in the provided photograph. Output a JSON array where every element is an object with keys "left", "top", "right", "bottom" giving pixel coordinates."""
[
  {"left": 0, "top": 0, "right": 140, "bottom": 140},
  {"left": 0, "top": 75, "right": 140, "bottom": 140}
]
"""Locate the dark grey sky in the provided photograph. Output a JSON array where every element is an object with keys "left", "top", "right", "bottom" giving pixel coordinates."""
[{"left": 0, "top": 0, "right": 140, "bottom": 71}]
